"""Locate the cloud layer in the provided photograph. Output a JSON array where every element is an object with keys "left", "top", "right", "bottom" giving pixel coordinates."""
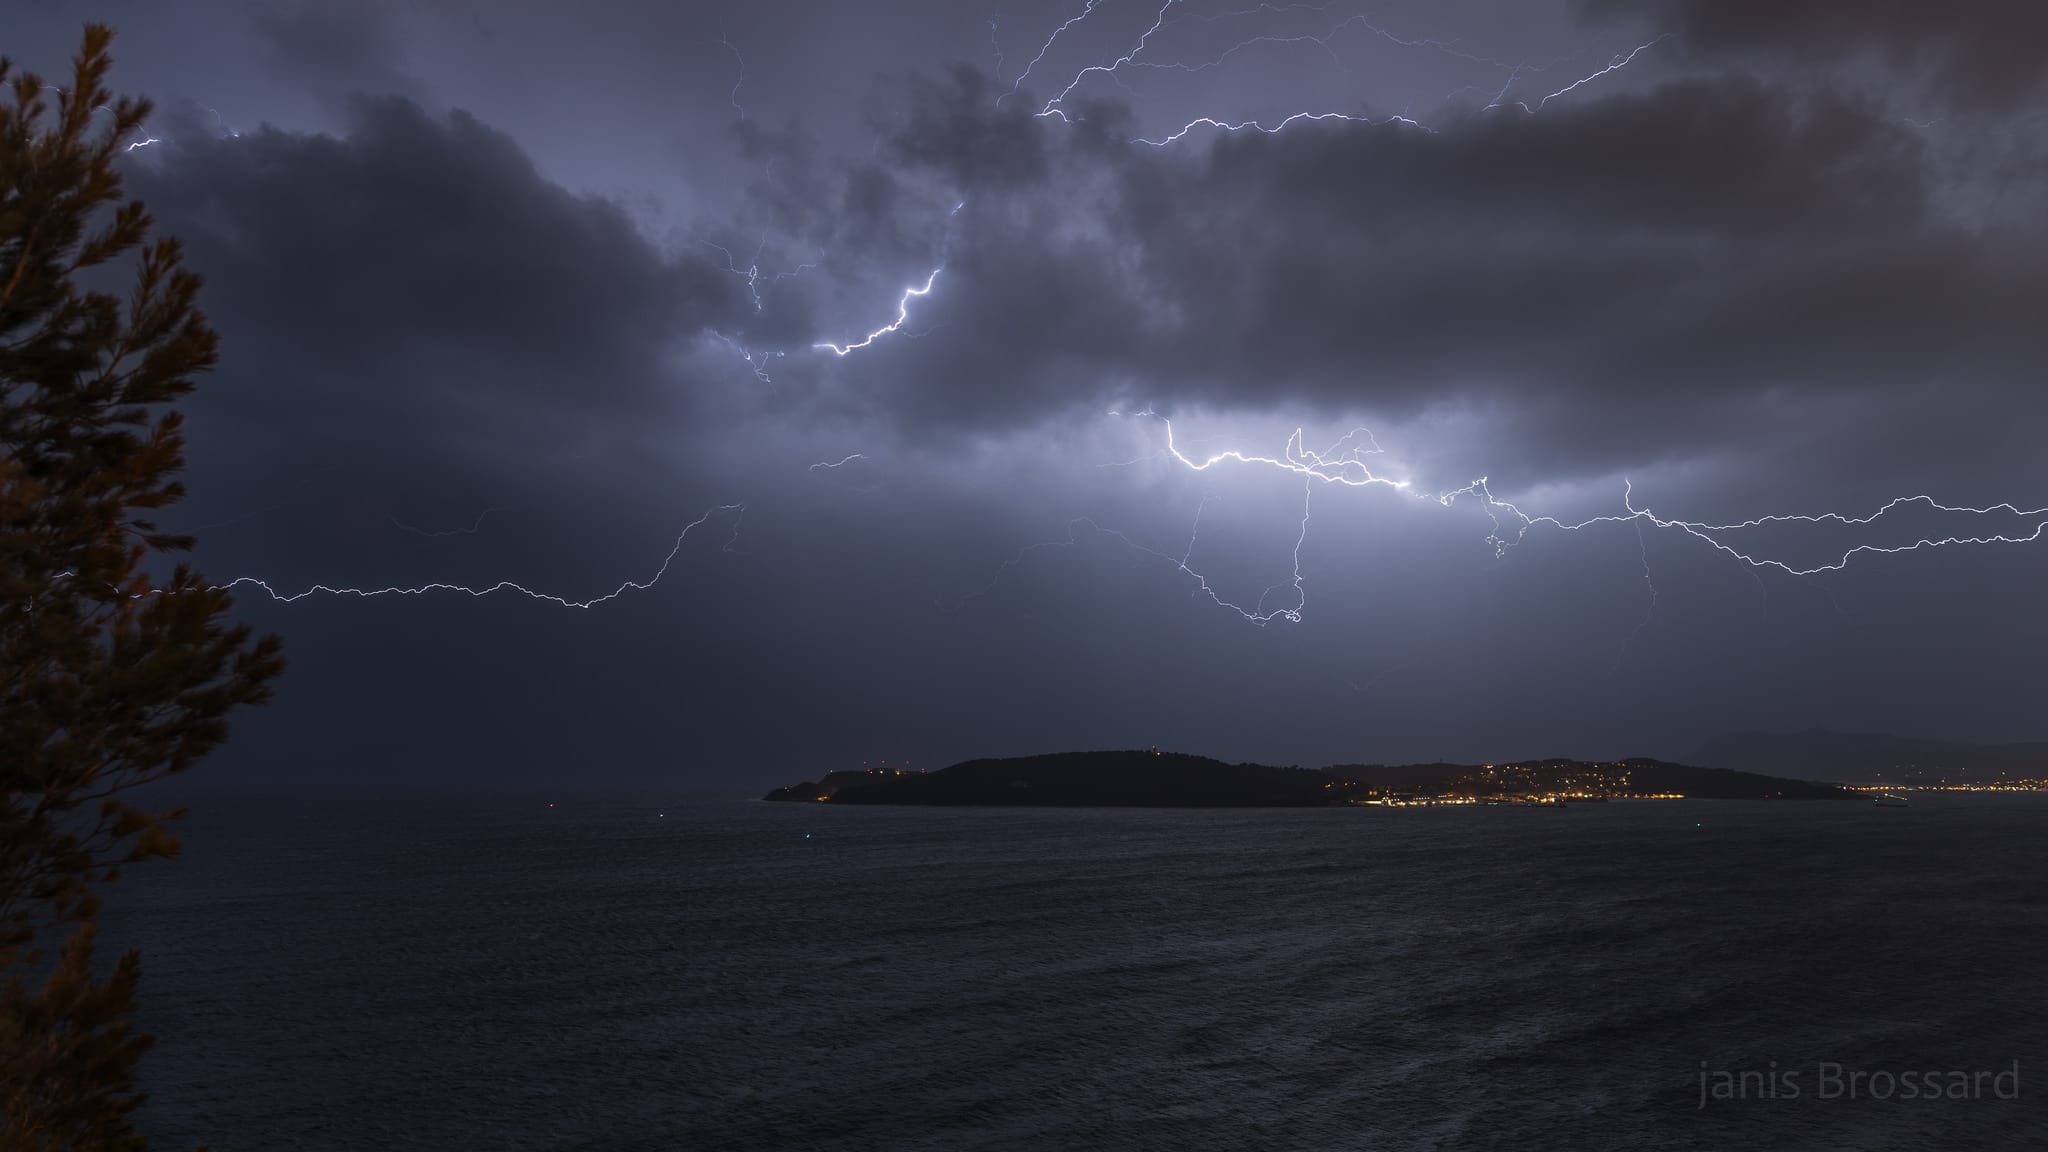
[{"left": 13, "top": 0, "right": 2040, "bottom": 783}]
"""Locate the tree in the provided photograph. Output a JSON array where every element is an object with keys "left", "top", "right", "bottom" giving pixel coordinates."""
[{"left": 1, "top": 25, "right": 285, "bottom": 1149}]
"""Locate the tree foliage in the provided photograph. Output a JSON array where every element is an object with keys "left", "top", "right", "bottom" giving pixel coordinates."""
[{"left": 1, "top": 25, "right": 284, "bottom": 1149}]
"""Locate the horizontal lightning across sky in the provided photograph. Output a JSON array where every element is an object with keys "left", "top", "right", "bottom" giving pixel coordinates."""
[
  {"left": 808, "top": 8, "right": 2047, "bottom": 624},
  {"left": 186, "top": 504, "right": 744, "bottom": 609},
  {"left": 993, "top": 413, "right": 2048, "bottom": 626},
  {"left": 102, "top": 5, "right": 2043, "bottom": 628},
  {"left": 1011, "top": 0, "right": 1669, "bottom": 142}
]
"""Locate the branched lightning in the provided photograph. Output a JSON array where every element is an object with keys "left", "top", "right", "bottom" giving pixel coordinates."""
[
  {"left": 1038, "top": 0, "right": 1182, "bottom": 118},
  {"left": 701, "top": 236, "right": 822, "bottom": 382},
  {"left": 1131, "top": 33, "right": 1666, "bottom": 142},
  {"left": 206, "top": 504, "right": 743, "bottom": 608},
  {"left": 1007, "top": 1, "right": 1665, "bottom": 143},
  {"left": 706, "top": 236, "right": 816, "bottom": 314},
  {"left": 867, "top": 8, "right": 2037, "bottom": 630},
  {"left": 751, "top": 8, "right": 1657, "bottom": 364},
  {"left": 1503, "top": 488, "right": 2048, "bottom": 579},
  {"left": 1000, "top": 0, "right": 1106, "bottom": 106},
  {"left": 1012, "top": 413, "right": 2048, "bottom": 628},
  {"left": 1484, "top": 35, "right": 1670, "bottom": 113},
  {"left": 710, "top": 332, "right": 785, "bottom": 382},
  {"left": 109, "top": 6, "right": 2036, "bottom": 651}
]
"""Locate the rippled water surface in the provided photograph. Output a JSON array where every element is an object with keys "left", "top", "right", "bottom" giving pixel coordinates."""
[{"left": 107, "top": 794, "right": 2048, "bottom": 1149}]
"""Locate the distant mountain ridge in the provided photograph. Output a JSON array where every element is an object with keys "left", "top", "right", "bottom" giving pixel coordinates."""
[
  {"left": 1693, "top": 731, "right": 2048, "bottom": 785},
  {"left": 763, "top": 750, "right": 1847, "bottom": 806}
]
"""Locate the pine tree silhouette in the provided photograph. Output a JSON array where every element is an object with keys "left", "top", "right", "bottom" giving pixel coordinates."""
[{"left": 2, "top": 25, "right": 285, "bottom": 1149}]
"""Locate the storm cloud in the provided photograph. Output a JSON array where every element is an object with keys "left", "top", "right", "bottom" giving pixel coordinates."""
[
  {"left": 829, "top": 70, "right": 2044, "bottom": 485},
  {"left": 10, "top": 0, "right": 2044, "bottom": 784},
  {"left": 1581, "top": 0, "right": 2048, "bottom": 107}
]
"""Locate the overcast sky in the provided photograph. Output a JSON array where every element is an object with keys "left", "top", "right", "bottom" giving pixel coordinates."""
[{"left": 14, "top": 0, "right": 2047, "bottom": 789}]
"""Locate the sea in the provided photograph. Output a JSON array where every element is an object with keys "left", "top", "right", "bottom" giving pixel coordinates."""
[{"left": 102, "top": 793, "right": 2048, "bottom": 1150}]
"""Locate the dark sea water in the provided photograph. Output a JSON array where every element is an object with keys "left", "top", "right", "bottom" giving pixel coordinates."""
[{"left": 103, "top": 794, "right": 2048, "bottom": 1150}]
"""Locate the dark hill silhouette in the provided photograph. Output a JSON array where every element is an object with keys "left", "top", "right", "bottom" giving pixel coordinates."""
[
  {"left": 1694, "top": 731, "right": 2048, "bottom": 785},
  {"left": 826, "top": 751, "right": 1338, "bottom": 806},
  {"left": 1614, "top": 758, "right": 1846, "bottom": 799},
  {"left": 764, "top": 751, "right": 1848, "bottom": 806}
]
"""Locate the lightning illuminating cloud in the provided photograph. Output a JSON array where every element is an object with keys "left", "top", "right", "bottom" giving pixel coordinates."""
[
  {"left": 128, "top": 4, "right": 2042, "bottom": 644},
  {"left": 812, "top": 266, "right": 943, "bottom": 356},
  {"left": 1002, "top": 413, "right": 2048, "bottom": 627}
]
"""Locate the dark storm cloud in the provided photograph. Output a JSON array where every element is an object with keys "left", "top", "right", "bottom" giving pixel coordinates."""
[
  {"left": 130, "top": 97, "right": 747, "bottom": 496},
  {"left": 7, "top": 0, "right": 2034, "bottom": 784},
  {"left": 246, "top": 0, "right": 421, "bottom": 103},
  {"left": 807, "top": 69, "right": 2045, "bottom": 482},
  {"left": 1580, "top": 0, "right": 2048, "bottom": 107}
]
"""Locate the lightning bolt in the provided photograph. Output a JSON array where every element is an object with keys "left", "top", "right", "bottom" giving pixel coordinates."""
[
  {"left": 746, "top": 9, "right": 1657, "bottom": 363},
  {"left": 951, "top": 480, "right": 1313, "bottom": 625},
  {"left": 40, "top": 85, "right": 223, "bottom": 153},
  {"left": 1132, "top": 33, "right": 1666, "bottom": 143},
  {"left": 201, "top": 503, "right": 744, "bottom": 608},
  {"left": 806, "top": 202, "right": 962, "bottom": 359},
  {"left": 1485, "top": 36, "right": 1670, "bottom": 113},
  {"left": 812, "top": 267, "right": 942, "bottom": 356},
  {"left": 1038, "top": 0, "right": 1182, "bottom": 118},
  {"left": 717, "top": 33, "right": 748, "bottom": 122},
  {"left": 1028, "top": 413, "right": 2048, "bottom": 628},
  {"left": 1615, "top": 506, "right": 1660, "bottom": 669},
  {"left": 1012, "top": 0, "right": 1664, "bottom": 139},
  {"left": 1001, "top": 0, "right": 1107, "bottom": 106},
  {"left": 1133, "top": 109, "right": 1432, "bottom": 146},
  {"left": 959, "top": 401, "right": 2048, "bottom": 637},
  {"left": 705, "top": 236, "right": 822, "bottom": 314},
  {"left": 836, "top": 5, "right": 2026, "bottom": 631},
  {"left": 709, "top": 332, "right": 785, "bottom": 382},
  {"left": 100, "top": 8, "right": 2033, "bottom": 653},
  {"left": 1600, "top": 493, "right": 2048, "bottom": 578}
]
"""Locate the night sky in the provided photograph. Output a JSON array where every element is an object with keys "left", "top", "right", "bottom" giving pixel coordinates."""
[{"left": 13, "top": 0, "right": 2047, "bottom": 790}]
